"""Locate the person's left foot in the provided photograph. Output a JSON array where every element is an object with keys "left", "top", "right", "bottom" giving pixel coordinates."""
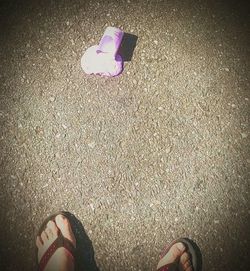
[{"left": 36, "top": 214, "right": 76, "bottom": 271}]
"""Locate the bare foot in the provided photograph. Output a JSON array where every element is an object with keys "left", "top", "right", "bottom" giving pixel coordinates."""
[
  {"left": 36, "top": 214, "right": 76, "bottom": 271},
  {"left": 157, "top": 242, "right": 193, "bottom": 271}
]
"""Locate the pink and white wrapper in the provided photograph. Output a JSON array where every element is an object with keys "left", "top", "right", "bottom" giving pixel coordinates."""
[{"left": 81, "top": 27, "right": 124, "bottom": 77}]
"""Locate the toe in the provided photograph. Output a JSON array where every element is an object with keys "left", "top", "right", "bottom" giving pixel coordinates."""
[
  {"left": 186, "top": 266, "right": 193, "bottom": 271},
  {"left": 156, "top": 242, "right": 186, "bottom": 270},
  {"left": 55, "top": 214, "right": 76, "bottom": 248},
  {"left": 180, "top": 252, "right": 193, "bottom": 271},
  {"left": 45, "top": 227, "right": 53, "bottom": 239},
  {"left": 47, "top": 220, "right": 59, "bottom": 236},
  {"left": 41, "top": 231, "right": 48, "bottom": 243},
  {"left": 180, "top": 252, "right": 190, "bottom": 264},
  {"left": 169, "top": 242, "right": 186, "bottom": 260},
  {"left": 183, "top": 260, "right": 192, "bottom": 271},
  {"left": 36, "top": 236, "right": 43, "bottom": 248}
]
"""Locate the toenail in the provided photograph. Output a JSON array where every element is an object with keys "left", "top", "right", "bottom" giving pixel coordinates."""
[
  {"left": 56, "top": 214, "right": 63, "bottom": 221},
  {"left": 56, "top": 214, "right": 66, "bottom": 224},
  {"left": 47, "top": 220, "right": 53, "bottom": 226},
  {"left": 176, "top": 242, "right": 185, "bottom": 251}
]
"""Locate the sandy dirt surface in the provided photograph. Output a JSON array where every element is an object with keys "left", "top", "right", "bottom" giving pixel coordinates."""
[{"left": 0, "top": 0, "right": 249, "bottom": 270}]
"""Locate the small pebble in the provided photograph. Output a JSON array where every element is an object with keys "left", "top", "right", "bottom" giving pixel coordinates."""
[
  {"left": 165, "top": 147, "right": 171, "bottom": 154},
  {"left": 89, "top": 203, "right": 95, "bottom": 211},
  {"left": 49, "top": 96, "right": 55, "bottom": 102},
  {"left": 42, "top": 183, "right": 49, "bottom": 189},
  {"left": 88, "top": 141, "right": 96, "bottom": 148},
  {"left": 76, "top": 157, "right": 82, "bottom": 164},
  {"left": 154, "top": 200, "right": 161, "bottom": 205},
  {"left": 224, "top": 68, "right": 229, "bottom": 72},
  {"left": 18, "top": 123, "right": 23, "bottom": 129},
  {"left": 241, "top": 133, "right": 248, "bottom": 139}
]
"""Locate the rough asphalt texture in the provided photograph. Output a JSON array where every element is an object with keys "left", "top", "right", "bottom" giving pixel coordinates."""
[{"left": 0, "top": 0, "right": 249, "bottom": 270}]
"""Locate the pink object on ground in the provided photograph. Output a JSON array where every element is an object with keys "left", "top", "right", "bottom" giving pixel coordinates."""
[{"left": 81, "top": 27, "right": 124, "bottom": 77}]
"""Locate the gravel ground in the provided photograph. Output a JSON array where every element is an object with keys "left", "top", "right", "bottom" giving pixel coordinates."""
[{"left": 0, "top": 0, "right": 249, "bottom": 270}]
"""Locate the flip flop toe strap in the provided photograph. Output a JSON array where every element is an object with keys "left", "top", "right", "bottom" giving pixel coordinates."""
[
  {"left": 38, "top": 234, "right": 75, "bottom": 271},
  {"left": 157, "top": 265, "right": 170, "bottom": 271},
  {"left": 157, "top": 264, "right": 178, "bottom": 271}
]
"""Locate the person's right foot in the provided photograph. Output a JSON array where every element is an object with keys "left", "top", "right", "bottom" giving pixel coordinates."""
[
  {"left": 36, "top": 214, "right": 76, "bottom": 271},
  {"left": 157, "top": 242, "right": 193, "bottom": 271}
]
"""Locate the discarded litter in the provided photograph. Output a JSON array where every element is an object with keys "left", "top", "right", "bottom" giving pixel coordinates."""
[{"left": 81, "top": 26, "right": 124, "bottom": 77}]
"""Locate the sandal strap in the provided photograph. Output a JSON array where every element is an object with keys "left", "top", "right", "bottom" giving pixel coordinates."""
[
  {"left": 157, "top": 264, "right": 179, "bottom": 271},
  {"left": 157, "top": 265, "right": 170, "bottom": 271},
  {"left": 38, "top": 234, "right": 75, "bottom": 271}
]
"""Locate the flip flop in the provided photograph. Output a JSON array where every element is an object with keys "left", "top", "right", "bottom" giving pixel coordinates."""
[
  {"left": 157, "top": 237, "right": 202, "bottom": 271},
  {"left": 36, "top": 211, "right": 76, "bottom": 271}
]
